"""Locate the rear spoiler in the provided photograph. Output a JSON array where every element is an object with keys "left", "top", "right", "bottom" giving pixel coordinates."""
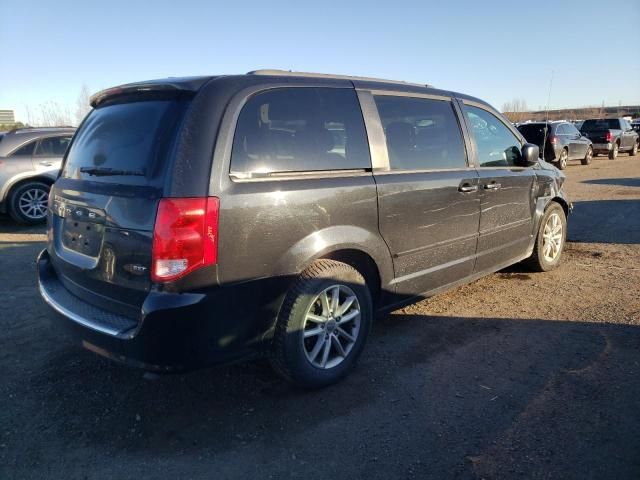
[{"left": 90, "top": 76, "right": 214, "bottom": 108}]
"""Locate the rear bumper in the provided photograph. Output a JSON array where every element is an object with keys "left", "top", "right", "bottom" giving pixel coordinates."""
[
  {"left": 37, "top": 249, "right": 286, "bottom": 371},
  {"left": 592, "top": 143, "right": 612, "bottom": 152}
]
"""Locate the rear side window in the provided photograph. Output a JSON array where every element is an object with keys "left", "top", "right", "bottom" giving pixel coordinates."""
[
  {"left": 10, "top": 140, "right": 37, "bottom": 157},
  {"left": 35, "top": 136, "right": 72, "bottom": 156},
  {"left": 374, "top": 96, "right": 467, "bottom": 171},
  {"left": 464, "top": 105, "right": 522, "bottom": 167},
  {"left": 230, "top": 88, "right": 370, "bottom": 176},
  {"left": 62, "top": 100, "right": 189, "bottom": 186}
]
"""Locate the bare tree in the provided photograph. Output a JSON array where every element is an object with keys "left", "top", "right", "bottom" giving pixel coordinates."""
[
  {"left": 501, "top": 98, "right": 529, "bottom": 122},
  {"left": 75, "top": 84, "right": 92, "bottom": 125}
]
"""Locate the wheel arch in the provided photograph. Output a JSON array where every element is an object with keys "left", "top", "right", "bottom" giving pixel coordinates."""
[{"left": 3, "top": 175, "right": 54, "bottom": 204}]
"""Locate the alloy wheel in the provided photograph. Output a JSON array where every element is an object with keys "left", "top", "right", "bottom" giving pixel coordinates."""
[
  {"left": 542, "top": 212, "right": 563, "bottom": 262},
  {"left": 302, "top": 284, "right": 361, "bottom": 369},
  {"left": 18, "top": 188, "right": 48, "bottom": 220}
]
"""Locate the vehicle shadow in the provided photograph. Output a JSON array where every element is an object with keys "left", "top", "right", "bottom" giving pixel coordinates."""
[
  {"left": 8, "top": 313, "right": 639, "bottom": 479},
  {"left": 582, "top": 177, "right": 640, "bottom": 188},
  {"left": 0, "top": 213, "right": 46, "bottom": 235},
  {"left": 568, "top": 199, "right": 640, "bottom": 244}
]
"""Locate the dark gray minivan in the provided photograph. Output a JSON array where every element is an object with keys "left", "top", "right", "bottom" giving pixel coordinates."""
[{"left": 37, "top": 70, "right": 570, "bottom": 388}]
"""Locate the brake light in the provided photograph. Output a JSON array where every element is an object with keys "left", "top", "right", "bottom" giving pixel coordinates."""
[
  {"left": 550, "top": 135, "right": 558, "bottom": 145},
  {"left": 605, "top": 131, "right": 613, "bottom": 142},
  {"left": 152, "top": 197, "right": 219, "bottom": 282}
]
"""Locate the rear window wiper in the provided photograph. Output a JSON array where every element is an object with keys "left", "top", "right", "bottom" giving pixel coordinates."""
[{"left": 80, "top": 167, "right": 146, "bottom": 177}]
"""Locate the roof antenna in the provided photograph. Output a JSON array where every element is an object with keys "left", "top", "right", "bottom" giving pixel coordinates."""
[{"left": 541, "top": 70, "right": 554, "bottom": 160}]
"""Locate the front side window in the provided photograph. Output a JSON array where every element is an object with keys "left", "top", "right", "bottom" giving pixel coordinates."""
[
  {"left": 35, "top": 136, "right": 72, "bottom": 156},
  {"left": 464, "top": 105, "right": 522, "bottom": 167},
  {"left": 374, "top": 95, "right": 467, "bottom": 171},
  {"left": 231, "top": 88, "right": 370, "bottom": 176},
  {"left": 9, "top": 140, "right": 37, "bottom": 157}
]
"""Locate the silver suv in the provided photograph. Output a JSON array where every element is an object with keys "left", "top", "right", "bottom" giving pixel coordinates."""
[{"left": 0, "top": 127, "right": 75, "bottom": 223}]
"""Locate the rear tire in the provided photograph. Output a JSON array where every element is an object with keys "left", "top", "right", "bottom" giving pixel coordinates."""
[
  {"left": 8, "top": 181, "right": 50, "bottom": 224},
  {"left": 630, "top": 141, "right": 638, "bottom": 156},
  {"left": 556, "top": 148, "right": 568, "bottom": 170},
  {"left": 609, "top": 142, "right": 619, "bottom": 160},
  {"left": 581, "top": 146, "right": 593, "bottom": 165},
  {"left": 525, "top": 202, "right": 567, "bottom": 272},
  {"left": 271, "top": 259, "right": 373, "bottom": 389}
]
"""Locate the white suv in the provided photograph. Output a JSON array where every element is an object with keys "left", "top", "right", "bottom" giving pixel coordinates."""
[{"left": 0, "top": 127, "right": 75, "bottom": 223}]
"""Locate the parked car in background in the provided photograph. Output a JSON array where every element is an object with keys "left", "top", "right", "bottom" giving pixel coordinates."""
[
  {"left": 573, "top": 120, "right": 584, "bottom": 130},
  {"left": 580, "top": 118, "right": 639, "bottom": 159},
  {"left": 516, "top": 121, "right": 593, "bottom": 169},
  {"left": 631, "top": 119, "right": 640, "bottom": 135},
  {"left": 37, "top": 71, "right": 570, "bottom": 388},
  {"left": 0, "top": 127, "right": 75, "bottom": 223}
]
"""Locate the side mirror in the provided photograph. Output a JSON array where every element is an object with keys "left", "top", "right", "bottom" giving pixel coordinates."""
[{"left": 520, "top": 143, "right": 539, "bottom": 166}]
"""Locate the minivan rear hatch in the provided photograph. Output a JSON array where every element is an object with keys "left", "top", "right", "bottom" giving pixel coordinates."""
[{"left": 48, "top": 87, "right": 194, "bottom": 318}]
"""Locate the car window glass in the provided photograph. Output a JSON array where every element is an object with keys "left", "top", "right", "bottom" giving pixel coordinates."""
[
  {"left": 9, "top": 140, "right": 37, "bottom": 157},
  {"left": 373, "top": 96, "right": 467, "bottom": 170},
  {"left": 35, "top": 136, "right": 72, "bottom": 156},
  {"left": 465, "top": 105, "right": 522, "bottom": 167},
  {"left": 567, "top": 124, "right": 580, "bottom": 136},
  {"left": 556, "top": 124, "right": 568, "bottom": 135},
  {"left": 231, "top": 88, "right": 370, "bottom": 176}
]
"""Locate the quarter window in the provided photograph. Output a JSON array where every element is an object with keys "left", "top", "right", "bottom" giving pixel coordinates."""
[
  {"left": 9, "top": 140, "right": 37, "bottom": 157},
  {"left": 374, "top": 95, "right": 467, "bottom": 170},
  {"left": 231, "top": 88, "right": 370, "bottom": 176},
  {"left": 464, "top": 106, "right": 522, "bottom": 167}
]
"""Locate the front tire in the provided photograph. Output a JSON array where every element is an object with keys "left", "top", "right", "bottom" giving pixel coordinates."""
[
  {"left": 8, "top": 181, "right": 50, "bottom": 224},
  {"left": 525, "top": 202, "right": 567, "bottom": 272},
  {"left": 581, "top": 146, "right": 593, "bottom": 165},
  {"left": 609, "top": 142, "right": 619, "bottom": 160},
  {"left": 271, "top": 259, "right": 373, "bottom": 389},
  {"left": 629, "top": 141, "right": 638, "bottom": 156}
]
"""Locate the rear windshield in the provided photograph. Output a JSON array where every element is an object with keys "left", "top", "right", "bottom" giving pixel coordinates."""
[
  {"left": 581, "top": 119, "right": 620, "bottom": 131},
  {"left": 517, "top": 124, "right": 550, "bottom": 144},
  {"left": 62, "top": 99, "right": 189, "bottom": 186}
]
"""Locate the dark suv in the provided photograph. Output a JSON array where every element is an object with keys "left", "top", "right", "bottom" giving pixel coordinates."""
[
  {"left": 37, "top": 71, "right": 570, "bottom": 388},
  {"left": 516, "top": 121, "right": 593, "bottom": 169}
]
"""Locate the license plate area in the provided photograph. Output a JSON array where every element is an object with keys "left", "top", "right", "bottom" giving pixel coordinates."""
[{"left": 62, "top": 217, "right": 104, "bottom": 257}]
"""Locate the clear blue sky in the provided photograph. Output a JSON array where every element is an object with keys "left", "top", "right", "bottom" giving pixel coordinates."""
[{"left": 2, "top": 0, "right": 639, "bottom": 124}]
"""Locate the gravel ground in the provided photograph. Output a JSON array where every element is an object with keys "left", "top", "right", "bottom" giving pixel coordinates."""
[{"left": 1, "top": 154, "right": 639, "bottom": 479}]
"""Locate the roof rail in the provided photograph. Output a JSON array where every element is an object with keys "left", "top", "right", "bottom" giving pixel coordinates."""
[
  {"left": 7, "top": 126, "right": 76, "bottom": 134},
  {"left": 247, "top": 69, "right": 433, "bottom": 88}
]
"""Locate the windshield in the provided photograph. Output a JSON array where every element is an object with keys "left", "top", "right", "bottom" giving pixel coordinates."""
[
  {"left": 62, "top": 99, "right": 189, "bottom": 186},
  {"left": 581, "top": 119, "right": 620, "bottom": 131}
]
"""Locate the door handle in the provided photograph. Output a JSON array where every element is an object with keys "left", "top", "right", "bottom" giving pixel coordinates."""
[
  {"left": 484, "top": 183, "right": 501, "bottom": 190},
  {"left": 39, "top": 161, "right": 53, "bottom": 167},
  {"left": 458, "top": 184, "right": 478, "bottom": 193}
]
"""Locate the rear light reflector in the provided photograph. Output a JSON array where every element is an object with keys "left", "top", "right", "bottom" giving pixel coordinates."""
[
  {"left": 550, "top": 135, "right": 558, "bottom": 145},
  {"left": 605, "top": 131, "right": 613, "bottom": 142},
  {"left": 152, "top": 197, "right": 219, "bottom": 282}
]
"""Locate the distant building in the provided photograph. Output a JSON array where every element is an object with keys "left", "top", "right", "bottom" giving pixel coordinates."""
[{"left": 0, "top": 110, "right": 15, "bottom": 124}]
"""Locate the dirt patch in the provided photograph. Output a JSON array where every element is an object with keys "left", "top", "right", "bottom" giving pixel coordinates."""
[{"left": 1, "top": 154, "right": 639, "bottom": 479}]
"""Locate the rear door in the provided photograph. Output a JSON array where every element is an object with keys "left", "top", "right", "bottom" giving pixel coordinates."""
[
  {"left": 370, "top": 92, "right": 480, "bottom": 297},
  {"left": 48, "top": 98, "right": 190, "bottom": 317},
  {"left": 33, "top": 135, "right": 72, "bottom": 175},
  {"left": 461, "top": 102, "right": 536, "bottom": 273}
]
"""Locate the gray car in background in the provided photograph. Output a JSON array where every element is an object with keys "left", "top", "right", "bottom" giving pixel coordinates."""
[{"left": 0, "top": 127, "right": 75, "bottom": 223}]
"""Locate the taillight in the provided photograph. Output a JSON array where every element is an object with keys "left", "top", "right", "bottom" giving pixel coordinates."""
[
  {"left": 152, "top": 197, "right": 219, "bottom": 282},
  {"left": 605, "top": 131, "right": 613, "bottom": 142},
  {"left": 550, "top": 135, "right": 558, "bottom": 145}
]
